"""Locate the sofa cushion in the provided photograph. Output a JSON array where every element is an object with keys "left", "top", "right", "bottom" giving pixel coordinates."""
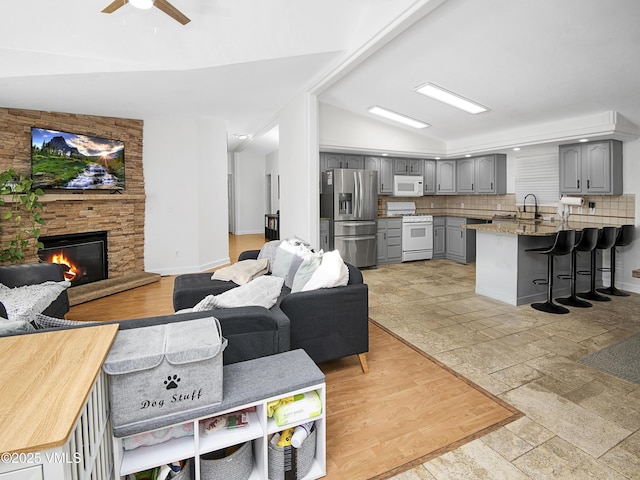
[{"left": 302, "top": 250, "right": 349, "bottom": 291}]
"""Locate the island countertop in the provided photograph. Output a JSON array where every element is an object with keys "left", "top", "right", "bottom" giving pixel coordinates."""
[
  {"left": 0, "top": 324, "right": 119, "bottom": 454},
  {"left": 463, "top": 219, "right": 622, "bottom": 236}
]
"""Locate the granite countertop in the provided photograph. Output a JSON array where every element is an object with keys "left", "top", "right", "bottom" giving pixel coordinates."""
[{"left": 464, "top": 219, "right": 622, "bottom": 237}]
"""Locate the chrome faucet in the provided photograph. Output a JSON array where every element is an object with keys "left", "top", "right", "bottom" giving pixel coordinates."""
[{"left": 523, "top": 193, "right": 540, "bottom": 219}]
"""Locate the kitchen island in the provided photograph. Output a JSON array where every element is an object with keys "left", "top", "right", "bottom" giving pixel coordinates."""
[{"left": 464, "top": 220, "right": 610, "bottom": 306}]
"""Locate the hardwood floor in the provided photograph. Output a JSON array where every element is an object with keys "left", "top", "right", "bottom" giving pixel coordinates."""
[
  {"left": 68, "top": 234, "right": 518, "bottom": 479},
  {"left": 67, "top": 233, "right": 267, "bottom": 321}
]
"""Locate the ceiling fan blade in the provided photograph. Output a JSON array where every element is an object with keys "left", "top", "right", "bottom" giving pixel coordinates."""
[
  {"left": 102, "top": 0, "right": 128, "bottom": 14},
  {"left": 154, "top": 0, "right": 191, "bottom": 25}
]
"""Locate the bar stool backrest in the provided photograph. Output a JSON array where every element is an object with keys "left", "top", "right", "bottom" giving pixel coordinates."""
[
  {"left": 596, "top": 226, "right": 617, "bottom": 250},
  {"left": 575, "top": 228, "right": 599, "bottom": 252},
  {"left": 616, "top": 224, "right": 635, "bottom": 247},
  {"left": 550, "top": 229, "right": 576, "bottom": 256}
]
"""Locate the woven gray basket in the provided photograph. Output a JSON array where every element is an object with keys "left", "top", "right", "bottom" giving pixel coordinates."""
[
  {"left": 200, "top": 442, "right": 253, "bottom": 480},
  {"left": 268, "top": 428, "right": 316, "bottom": 480}
]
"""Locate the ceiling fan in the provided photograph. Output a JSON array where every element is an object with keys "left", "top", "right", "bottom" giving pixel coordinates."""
[{"left": 102, "top": 0, "right": 191, "bottom": 25}]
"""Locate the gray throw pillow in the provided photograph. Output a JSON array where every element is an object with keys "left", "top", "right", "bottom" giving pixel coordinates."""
[{"left": 32, "top": 313, "right": 100, "bottom": 329}]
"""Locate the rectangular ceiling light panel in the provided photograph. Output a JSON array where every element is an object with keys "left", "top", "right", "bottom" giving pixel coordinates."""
[
  {"left": 367, "top": 106, "right": 430, "bottom": 129},
  {"left": 415, "top": 83, "right": 489, "bottom": 114}
]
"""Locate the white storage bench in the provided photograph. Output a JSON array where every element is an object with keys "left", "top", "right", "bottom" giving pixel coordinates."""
[{"left": 111, "top": 349, "right": 326, "bottom": 480}]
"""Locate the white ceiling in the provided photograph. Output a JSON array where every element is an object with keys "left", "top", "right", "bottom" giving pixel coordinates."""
[{"left": 1, "top": 0, "right": 639, "bottom": 154}]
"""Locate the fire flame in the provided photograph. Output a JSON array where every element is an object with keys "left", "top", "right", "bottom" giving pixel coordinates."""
[{"left": 50, "top": 252, "right": 78, "bottom": 281}]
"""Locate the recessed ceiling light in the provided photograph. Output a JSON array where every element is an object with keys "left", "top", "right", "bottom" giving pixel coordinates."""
[
  {"left": 465, "top": 154, "right": 472, "bottom": 158},
  {"left": 381, "top": 153, "right": 388, "bottom": 156},
  {"left": 414, "top": 83, "right": 489, "bottom": 114},
  {"left": 234, "top": 133, "right": 249, "bottom": 140},
  {"left": 367, "top": 106, "right": 430, "bottom": 129},
  {"left": 435, "top": 157, "right": 441, "bottom": 160},
  {"left": 579, "top": 138, "right": 589, "bottom": 143},
  {"left": 513, "top": 147, "right": 521, "bottom": 151}
]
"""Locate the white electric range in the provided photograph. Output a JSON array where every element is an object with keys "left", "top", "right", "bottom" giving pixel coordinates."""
[{"left": 385, "top": 202, "right": 434, "bottom": 262}]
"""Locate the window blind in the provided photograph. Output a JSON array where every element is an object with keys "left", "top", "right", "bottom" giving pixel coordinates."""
[{"left": 514, "top": 151, "right": 560, "bottom": 206}]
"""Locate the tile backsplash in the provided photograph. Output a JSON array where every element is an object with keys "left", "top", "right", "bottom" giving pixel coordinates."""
[{"left": 380, "top": 194, "right": 636, "bottom": 225}]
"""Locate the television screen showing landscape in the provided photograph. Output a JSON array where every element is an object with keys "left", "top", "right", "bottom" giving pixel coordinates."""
[{"left": 31, "top": 127, "right": 125, "bottom": 190}]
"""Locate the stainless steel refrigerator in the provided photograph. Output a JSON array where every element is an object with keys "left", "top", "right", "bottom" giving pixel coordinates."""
[{"left": 321, "top": 169, "right": 378, "bottom": 268}]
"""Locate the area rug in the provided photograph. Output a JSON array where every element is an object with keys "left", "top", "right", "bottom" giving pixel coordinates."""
[
  {"left": 319, "top": 321, "right": 522, "bottom": 480},
  {"left": 578, "top": 332, "right": 640, "bottom": 385}
]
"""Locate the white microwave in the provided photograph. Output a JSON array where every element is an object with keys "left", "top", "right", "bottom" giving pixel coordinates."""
[{"left": 393, "top": 175, "right": 423, "bottom": 197}]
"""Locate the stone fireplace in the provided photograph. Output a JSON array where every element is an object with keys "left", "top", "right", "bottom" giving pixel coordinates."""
[
  {"left": 0, "top": 107, "right": 146, "bottom": 281},
  {"left": 39, "top": 231, "right": 108, "bottom": 287}
]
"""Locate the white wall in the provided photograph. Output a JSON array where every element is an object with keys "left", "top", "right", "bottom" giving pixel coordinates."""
[
  {"left": 143, "top": 115, "right": 229, "bottom": 274},
  {"left": 233, "top": 147, "right": 267, "bottom": 235},
  {"left": 319, "top": 102, "right": 446, "bottom": 156},
  {"left": 279, "top": 94, "right": 320, "bottom": 248}
]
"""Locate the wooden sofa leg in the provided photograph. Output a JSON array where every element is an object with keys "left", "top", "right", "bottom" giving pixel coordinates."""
[{"left": 358, "top": 353, "right": 369, "bottom": 374}]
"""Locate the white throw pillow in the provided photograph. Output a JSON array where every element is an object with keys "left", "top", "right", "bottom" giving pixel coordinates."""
[
  {"left": 291, "top": 251, "right": 323, "bottom": 293},
  {"left": 301, "top": 250, "right": 349, "bottom": 291},
  {"left": 257, "top": 240, "right": 282, "bottom": 273},
  {"left": 271, "top": 241, "right": 298, "bottom": 279}
]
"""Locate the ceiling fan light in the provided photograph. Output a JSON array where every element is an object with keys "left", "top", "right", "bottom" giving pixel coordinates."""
[{"left": 129, "top": 0, "right": 155, "bottom": 9}]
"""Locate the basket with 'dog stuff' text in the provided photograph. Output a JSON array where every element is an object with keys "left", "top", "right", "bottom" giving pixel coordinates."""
[{"left": 103, "top": 317, "right": 227, "bottom": 431}]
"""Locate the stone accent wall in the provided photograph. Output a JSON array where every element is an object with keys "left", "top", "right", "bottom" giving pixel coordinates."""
[{"left": 0, "top": 107, "right": 145, "bottom": 276}]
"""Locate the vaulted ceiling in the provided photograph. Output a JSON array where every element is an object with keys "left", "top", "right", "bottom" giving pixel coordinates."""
[{"left": 1, "top": 0, "right": 639, "bottom": 154}]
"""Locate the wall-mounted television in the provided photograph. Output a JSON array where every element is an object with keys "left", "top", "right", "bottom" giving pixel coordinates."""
[{"left": 31, "top": 127, "right": 125, "bottom": 191}]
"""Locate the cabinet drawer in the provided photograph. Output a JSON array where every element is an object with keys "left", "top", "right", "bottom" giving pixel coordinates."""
[
  {"left": 387, "top": 228, "right": 402, "bottom": 238},
  {"left": 387, "top": 236, "right": 401, "bottom": 247}
]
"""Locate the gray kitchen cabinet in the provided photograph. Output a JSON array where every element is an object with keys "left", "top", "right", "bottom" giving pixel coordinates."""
[
  {"left": 320, "top": 153, "right": 365, "bottom": 171},
  {"left": 476, "top": 154, "right": 506, "bottom": 194},
  {"left": 455, "top": 155, "right": 506, "bottom": 194},
  {"left": 395, "top": 158, "right": 423, "bottom": 176},
  {"left": 445, "top": 217, "right": 481, "bottom": 264},
  {"left": 377, "top": 218, "right": 402, "bottom": 264},
  {"left": 424, "top": 160, "right": 436, "bottom": 194},
  {"left": 365, "top": 156, "right": 394, "bottom": 194},
  {"left": 559, "top": 140, "right": 622, "bottom": 195},
  {"left": 432, "top": 216, "right": 446, "bottom": 259},
  {"left": 456, "top": 158, "right": 475, "bottom": 193},
  {"left": 319, "top": 219, "right": 330, "bottom": 252},
  {"left": 436, "top": 160, "right": 456, "bottom": 194}
]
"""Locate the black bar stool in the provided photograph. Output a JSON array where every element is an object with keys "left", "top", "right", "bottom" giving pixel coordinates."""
[
  {"left": 597, "top": 224, "right": 635, "bottom": 297},
  {"left": 526, "top": 229, "right": 576, "bottom": 314},
  {"left": 556, "top": 227, "right": 599, "bottom": 308},
  {"left": 577, "top": 226, "right": 617, "bottom": 302}
]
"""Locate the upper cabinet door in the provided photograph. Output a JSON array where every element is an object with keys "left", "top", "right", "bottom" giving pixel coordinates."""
[
  {"left": 395, "top": 159, "right": 409, "bottom": 174},
  {"left": 559, "top": 145, "right": 582, "bottom": 193},
  {"left": 475, "top": 155, "right": 496, "bottom": 193},
  {"left": 379, "top": 157, "right": 394, "bottom": 194},
  {"left": 343, "top": 154, "right": 364, "bottom": 169},
  {"left": 423, "top": 160, "right": 436, "bottom": 194},
  {"left": 325, "top": 153, "right": 344, "bottom": 170},
  {"left": 583, "top": 142, "right": 611, "bottom": 193},
  {"left": 456, "top": 158, "right": 475, "bottom": 193},
  {"left": 436, "top": 160, "right": 456, "bottom": 194}
]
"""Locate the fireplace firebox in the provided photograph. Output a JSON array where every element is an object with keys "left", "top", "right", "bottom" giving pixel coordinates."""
[{"left": 38, "top": 231, "right": 108, "bottom": 287}]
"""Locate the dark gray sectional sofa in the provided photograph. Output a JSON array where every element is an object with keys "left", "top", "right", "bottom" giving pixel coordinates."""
[{"left": 173, "top": 249, "right": 370, "bottom": 370}]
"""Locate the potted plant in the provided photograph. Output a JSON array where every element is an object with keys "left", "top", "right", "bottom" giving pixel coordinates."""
[{"left": 0, "top": 169, "right": 46, "bottom": 263}]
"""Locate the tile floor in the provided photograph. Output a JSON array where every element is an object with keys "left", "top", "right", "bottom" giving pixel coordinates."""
[{"left": 363, "top": 259, "right": 640, "bottom": 480}]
